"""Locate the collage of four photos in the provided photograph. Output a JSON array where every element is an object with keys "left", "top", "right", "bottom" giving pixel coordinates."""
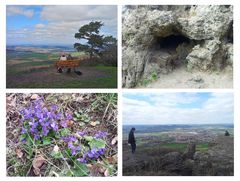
[{"left": 5, "top": 3, "right": 234, "bottom": 177}]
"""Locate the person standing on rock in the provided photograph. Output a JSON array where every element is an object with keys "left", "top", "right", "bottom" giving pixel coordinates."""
[{"left": 128, "top": 127, "right": 136, "bottom": 154}]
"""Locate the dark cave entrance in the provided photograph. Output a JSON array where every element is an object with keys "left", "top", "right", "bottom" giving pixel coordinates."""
[
  {"left": 155, "top": 34, "right": 191, "bottom": 50},
  {"left": 150, "top": 34, "right": 194, "bottom": 71},
  {"left": 226, "top": 22, "right": 233, "bottom": 43}
]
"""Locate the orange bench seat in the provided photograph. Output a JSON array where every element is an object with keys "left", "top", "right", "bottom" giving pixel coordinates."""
[{"left": 55, "top": 60, "right": 80, "bottom": 68}]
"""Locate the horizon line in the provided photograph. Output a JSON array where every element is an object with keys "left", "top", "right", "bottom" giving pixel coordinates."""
[{"left": 123, "top": 123, "right": 234, "bottom": 126}]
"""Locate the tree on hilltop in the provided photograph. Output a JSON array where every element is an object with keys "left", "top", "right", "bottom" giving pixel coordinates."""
[{"left": 74, "top": 21, "right": 117, "bottom": 62}]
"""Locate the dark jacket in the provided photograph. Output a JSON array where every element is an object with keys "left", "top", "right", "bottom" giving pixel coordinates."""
[{"left": 128, "top": 130, "right": 135, "bottom": 144}]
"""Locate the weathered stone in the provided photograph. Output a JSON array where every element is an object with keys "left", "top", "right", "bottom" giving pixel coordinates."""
[
  {"left": 186, "top": 40, "right": 222, "bottom": 71},
  {"left": 122, "top": 5, "right": 233, "bottom": 88}
]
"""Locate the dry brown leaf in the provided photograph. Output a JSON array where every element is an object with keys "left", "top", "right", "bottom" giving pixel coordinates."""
[
  {"left": 76, "top": 96, "right": 84, "bottom": 102},
  {"left": 32, "top": 155, "right": 45, "bottom": 175},
  {"left": 107, "top": 154, "right": 117, "bottom": 164},
  {"left": 86, "top": 164, "right": 92, "bottom": 169},
  {"left": 104, "top": 168, "right": 110, "bottom": 177},
  {"left": 67, "top": 120, "right": 74, "bottom": 127},
  {"left": 98, "top": 166, "right": 105, "bottom": 173},
  {"left": 90, "top": 121, "right": 100, "bottom": 127},
  {"left": 111, "top": 136, "right": 118, "bottom": 145},
  {"left": 31, "top": 94, "right": 39, "bottom": 100},
  {"left": 16, "top": 149, "right": 23, "bottom": 158},
  {"left": 53, "top": 145, "right": 59, "bottom": 152},
  {"left": 113, "top": 154, "right": 117, "bottom": 163},
  {"left": 90, "top": 121, "right": 97, "bottom": 126},
  {"left": 89, "top": 164, "right": 101, "bottom": 176}
]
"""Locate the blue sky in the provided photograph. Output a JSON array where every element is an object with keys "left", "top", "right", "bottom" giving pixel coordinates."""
[
  {"left": 123, "top": 93, "right": 233, "bottom": 125},
  {"left": 6, "top": 5, "right": 117, "bottom": 45}
]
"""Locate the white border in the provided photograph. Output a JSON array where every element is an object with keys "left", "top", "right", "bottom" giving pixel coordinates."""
[{"left": 1, "top": 0, "right": 239, "bottom": 181}]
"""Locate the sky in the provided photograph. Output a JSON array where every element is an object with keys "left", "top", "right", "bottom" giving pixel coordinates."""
[
  {"left": 6, "top": 5, "right": 117, "bottom": 45},
  {"left": 123, "top": 93, "right": 233, "bottom": 125}
]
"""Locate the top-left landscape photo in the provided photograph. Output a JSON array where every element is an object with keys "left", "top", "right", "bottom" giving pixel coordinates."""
[{"left": 6, "top": 5, "right": 118, "bottom": 88}]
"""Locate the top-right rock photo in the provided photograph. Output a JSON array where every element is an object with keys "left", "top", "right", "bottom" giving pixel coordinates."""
[{"left": 122, "top": 5, "right": 233, "bottom": 88}]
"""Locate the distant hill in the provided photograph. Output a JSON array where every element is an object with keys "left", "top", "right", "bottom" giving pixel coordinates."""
[
  {"left": 6, "top": 45, "right": 75, "bottom": 54},
  {"left": 123, "top": 124, "right": 234, "bottom": 134}
]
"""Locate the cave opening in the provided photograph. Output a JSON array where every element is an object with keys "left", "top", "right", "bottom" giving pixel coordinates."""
[
  {"left": 149, "top": 34, "right": 194, "bottom": 73},
  {"left": 155, "top": 34, "right": 191, "bottom": 50},
  {"left": 226, "top": 22, "right": 233, "bottom": 43}
]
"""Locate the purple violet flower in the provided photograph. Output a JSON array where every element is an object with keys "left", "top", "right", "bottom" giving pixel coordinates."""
[
  {"left": 77, "top": 157, "right": 87, "bottom": 163},
  {"left": 94, "top": 131, "right": 108, "bottom": 139},
  {"left": 68, "top": 143, "right": 81, "bottom": 156},
  {"left": 78, "top": 131, "right": 86, "bottom": 137},
  {"left": 60, "top": 120, "right": 68, "bottom": 128},
  {"left": 50, "top": 121, "right": 58, "bottom": 131},
  {"left": 62, "top": 135, "right": 77, "bottom": 142}
]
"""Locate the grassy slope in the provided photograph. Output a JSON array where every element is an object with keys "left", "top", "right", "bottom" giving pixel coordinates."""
[
  {"left": 7, "top": 52, "right": 117, "bottom": 88},
  {"left": 14, "top": 65, "right": 117, "bottom": 88}
]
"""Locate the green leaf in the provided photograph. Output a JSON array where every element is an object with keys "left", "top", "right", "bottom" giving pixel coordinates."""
[
  {"left": 74, "top": 111, "right": 81, "bottom": 118},
  {"left": 72, "top": 162, "right": 89, "bottom": 176},
  {"left": 83, "top": 118, "right": 90, "bottom": 123},
  {"left": 51, "top": 151, "right": 63, "bottom": 159},
  {"left": 95, "top": 121, "right": 100, "bottom": 124},
  {"left": 60, "top": 128, "right": 70, "bottom": 137},
  {"left": 35, "top": 140, "right": 41, "bottom": 145},
  {"left": 84, "top": 136, "right": 93, "bottom": 142},
  {"left": 20, "top": 133, "right": 27, "bottom": 141},
  {"left": 79, "top": 122, "right": 85, "bottom": 127},
  {"left": 43, "top": 137, "right": 51, "bottom": 145},
  {"left": 89, "top": 139, "right": 106, "bottom": 149}
]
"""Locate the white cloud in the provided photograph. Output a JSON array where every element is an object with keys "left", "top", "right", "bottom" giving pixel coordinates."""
[
  {"left": 7, "top": 6, "right": 34, "bottom": 18},
  {"left": 7, "top": 5, "right": 117, "bottom": 45},
  {"left": 123, "top": 93, "right": 233, "bottom": 125},
  {"left": 40, "top": 5, "right": 116, "bottom": 22},
  {"left": 35, "top": 24, "right": 45, "bottom": 29}
]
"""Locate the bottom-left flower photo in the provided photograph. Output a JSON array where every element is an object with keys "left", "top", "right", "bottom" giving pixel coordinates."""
[{"left": 6, "top": 93, "right": 117, "bottom": 177}]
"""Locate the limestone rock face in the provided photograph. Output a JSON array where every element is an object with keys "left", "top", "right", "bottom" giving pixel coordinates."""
[
  {"left": 122, "top": 5, "right": 233, "bottom": 88},
  {"left": 178, "top": 5, "right": 233, "bottom": 40}
]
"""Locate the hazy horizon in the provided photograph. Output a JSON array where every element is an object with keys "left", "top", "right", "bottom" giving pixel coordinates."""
[{"left": 123, "top": 123, "right": 234, "bottom": 126}]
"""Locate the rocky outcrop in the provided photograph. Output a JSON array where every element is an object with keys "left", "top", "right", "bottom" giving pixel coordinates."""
[
  {"left": 183, "top": 143, "right": 196, "bottom": 159},
  {"left": 192, "top": 136, "right": 234, "bottom": 176},
  {"left": 123, "top": 136, "right": 233, "bottom": 176},
  {"left": 122, "top": 5, "right": 233, "bottom": 88}
]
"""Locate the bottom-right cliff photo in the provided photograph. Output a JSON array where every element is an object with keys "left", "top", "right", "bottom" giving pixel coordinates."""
[{"left": 122, "top": 92, "right": 233, "bottom": 176}]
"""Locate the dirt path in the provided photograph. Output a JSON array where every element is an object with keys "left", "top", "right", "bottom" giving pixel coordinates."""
[
  {"left": 7, "top": 66, "right": 110, "bottom": 88},
  {"left": 144, "top": 67, "right": 233, "bottom": 89}
]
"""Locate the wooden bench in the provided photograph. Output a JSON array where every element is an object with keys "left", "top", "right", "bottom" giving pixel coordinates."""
[{"left": 55, "top": 60, "right": 80, "bottom": 68}]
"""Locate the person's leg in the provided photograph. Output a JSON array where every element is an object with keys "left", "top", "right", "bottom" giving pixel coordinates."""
[
  {"left": 57, "top": 67, "right": 63, "bottom": 73},
  {"left": 133, "top": 143, "right": 136, "bottom": 153},
  {"left": 67, "top": 68, "right": 71, "bottom": 73},
  {"left": 131, "top": 143, "right": 136, "bottom": 154}
]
